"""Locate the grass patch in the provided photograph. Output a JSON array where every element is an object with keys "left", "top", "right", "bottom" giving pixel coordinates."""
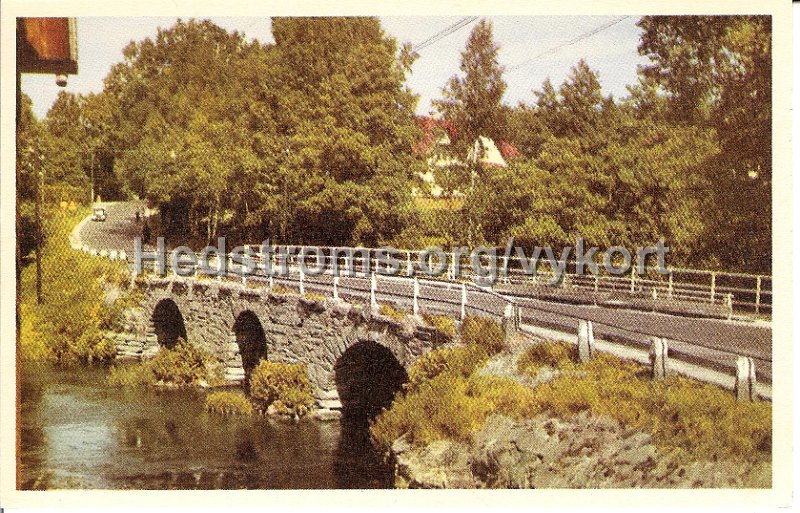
[
  {"left": 461, "top": 315, "right": 504, "bottom": 355},
  {"left": 249, "top": 361, "right": 314, "bottom": 416},
  {"left": 521, "top": 350, "right": 772, "bottom": 463},
  {"left": 372, "top": 337, "right": 772, "bottom": 465},
  {"left": 270, "top": 284, "right": 295, "bottom": 295},
  {"left": 421, "top": 313, "right": 456, "bottom": 341},
  {"left": 405, "top": 345, "right": 487, "bottom": 392},
  {"left": 302, "top": 292, "right": 326, "bottom": 302},
  {"left": 107, "top": 338, "right": 224, "bottom": 387},
  {"left": 370, "top": 370, "right": 536, "bottom": 450},
  {"left": 206, "top": 390, "right": 254, "bottom": 416},
  {"left": 517, "top": 340, "right": 577, "bottom": 378},
  {"left": 379, "top": 303, "right": 408, "bottom": 322}
]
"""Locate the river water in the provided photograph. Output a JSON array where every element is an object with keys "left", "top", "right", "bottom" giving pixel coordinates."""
[{"left": 18, "top": 365, "right": 394, "bottom": 489}]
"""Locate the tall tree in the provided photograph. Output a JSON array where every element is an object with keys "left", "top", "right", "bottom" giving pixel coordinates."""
[
  {"left": 638, "top": 15, "right": 771, "bottom": 272},
  {"left": 433, "top": 19, "right": 507, "bottom": 146},
  {"left": 263, "top": 17, "right": 424, "bottom": 246}
]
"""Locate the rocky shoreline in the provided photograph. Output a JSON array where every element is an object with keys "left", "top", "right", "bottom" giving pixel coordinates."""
[{"left": 388, "top": 411, "right": 770, "bottom": 489}]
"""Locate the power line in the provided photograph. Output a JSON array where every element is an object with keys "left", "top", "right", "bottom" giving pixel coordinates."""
[
  {"left": 413, "top": 16, "right": 479, "bottom": 53},
  {"left": 507, "top": 16, "right": 631, "bottom": 73}
]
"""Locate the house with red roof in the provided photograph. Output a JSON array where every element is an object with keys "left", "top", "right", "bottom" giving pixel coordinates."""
[{"left": 413, "top": 116, "right": 521, "bottom": 197}]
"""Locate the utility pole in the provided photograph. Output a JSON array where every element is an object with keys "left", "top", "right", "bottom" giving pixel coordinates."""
[
  {"left": 90, "top": 150, "right": 94, "bottom": 205},
  {"left": 34, "top": 148, "right": 44, "bottom": 304}
]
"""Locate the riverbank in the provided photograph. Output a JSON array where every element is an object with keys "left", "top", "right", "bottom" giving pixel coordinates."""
[{"left": 372, "top": 337, "right": 772, "bottom": 489}]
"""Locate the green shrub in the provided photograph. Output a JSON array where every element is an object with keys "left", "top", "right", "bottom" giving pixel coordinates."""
[
  {"left": 525, "top": 353, "right": 772, "bottom": 462},
  {"left": 379, "top": 303, "right": 407, "bottom": 321},
  {"left": 370, "top": 371, "right": 537, "bottom": 451},
  {"left": 406, "top": 345, "right": 487, "bottom": 391},
  {"left": 206, "top": 391, "right": 253, "bottom": 416},
  {"left": 517, "top": 340, "right": 577, "bottom": 377},
  {"left": 249, "top": 361, "right": 314, "bottom": 416},
  {"left": 149, "top": 338, "right": 222, "bottom": 385},
  {"left": 107, "top": 338, "right": 223, "bottom": 388},
  {"left": 421, "top": 312, "right": 456, "bottom": 341},
  {"left": 461, "top": 315, "right": 504, "bottom": 355}
]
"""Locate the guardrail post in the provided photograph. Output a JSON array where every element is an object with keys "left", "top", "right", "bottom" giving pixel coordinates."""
[
  {"left": 268, "top": 273, "right": 274, "bottom": 291},
  {"left": 735, "top": 356, "right": 756, "bottom": 402},
  {"left": 755, "top": 276, "right": 762, "bottom": 314},
  {"left": 370, "top": 272, "right": 378, "bottom": 310},
  {"left": 502, "top": 302, "right": 517, "bottom": 340},
  {"left": 460, "top": 282, "right": 467, "bottom": 320},
  {"left": 725, "top": 293, "right": 733, "bottom": 320},
  {"left": 299, "top": 266, "right": 305, "bottom": 295},
  {"left": 413, "top": 275, "right": 420, "bottom": 316},
  {"left": 333, "top": 276, "right": 340, "bottom": 300},
  {"left": 577, "top": 319, "right": 594, "bottom": 362},
  {"left": 668, "top": 271, "right": 673, "bottom": 299},
  {"left": 710, "top": 272, "right": 716, "bottom": 303},
  {"left": 630, "top": 265, "right": 635, "bottom": 293},
  {"left": 407, "top": 251, "right": 413, "bottom": 277},
  {"left": 594, "top": 274, "right": 599, "bottom": 292},
  {"left": 649, "top": 337, "right": 668, "bottom": 379}
]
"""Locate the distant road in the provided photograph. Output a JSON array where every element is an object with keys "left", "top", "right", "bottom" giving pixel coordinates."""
[
  {"left": 79, "top": 201, "right": 773, "bottom": 381},
  {"left": 78, "top": 201, "right": 147, "bottom": 253}
]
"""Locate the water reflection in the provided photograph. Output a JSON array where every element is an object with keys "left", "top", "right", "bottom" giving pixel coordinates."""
[{"left": 18, "top": 364, "right": 394, "bottom": 489}]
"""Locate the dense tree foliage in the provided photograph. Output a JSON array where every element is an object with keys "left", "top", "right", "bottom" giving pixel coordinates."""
[
  {"left": 433, "top": 19, "right": 507, "bottom": 146},
  {"left": 20, "top": 16, "right": 771, "bottom": 273}
]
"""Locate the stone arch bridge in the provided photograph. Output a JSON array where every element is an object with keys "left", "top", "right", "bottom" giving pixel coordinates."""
[{"left": 112, "top": 276, "right": 448, "bottom": 416}]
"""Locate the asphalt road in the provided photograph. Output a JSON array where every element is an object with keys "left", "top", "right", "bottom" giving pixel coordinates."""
[{"left": 79, "top": 201, "right": 773, "bottom": 381}]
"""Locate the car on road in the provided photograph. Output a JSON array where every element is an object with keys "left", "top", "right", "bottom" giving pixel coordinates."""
[{"left": 91, "top": 207, "right": 107, "bottom": 222}]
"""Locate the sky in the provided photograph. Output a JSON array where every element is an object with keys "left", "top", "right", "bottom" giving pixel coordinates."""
[{"left": 21, "top": 16, "right": 650, "bottom": 119}]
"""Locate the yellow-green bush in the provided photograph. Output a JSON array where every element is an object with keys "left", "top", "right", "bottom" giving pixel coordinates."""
[
  {"left": 149, "top": 338, "right": 223, "bottom": 385},
  {"left": 379, "top": 303, "right": 407, "bottom": 321},
  {"left": 406, "top": 345, "right": 487, "bottom": 391},
  {"left": 206, "top": 391, "right": 253, "bottom": 416},
  {"left": 517, "top": 340, "right": 577, "bottom": 377},
  {"left": 524, "top": 353, "right": 772, "bottom": 462},
  {"left": 302, "top": 292, "right": 326, "bottom": 302},
  {"left": 271, "top": 285, "right": 294, "bottom": 295},
  {"left": 107, "top": 338, "right": 223, "bottom": 387},
  {"left": 461, "top": 315, "right": 504, "bottom": 355},
  {"left": 421, "top": 312, "right": 456, "bottom": 341},
  {"left": 370, "top": 371, "right": 537, "bottom": 451},
  {"left": 249, "top": 361, "right": 314, "bottom": 416}
]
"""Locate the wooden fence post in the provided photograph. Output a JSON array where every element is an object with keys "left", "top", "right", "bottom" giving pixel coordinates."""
[
  {"left": 649, "top": 337, "right": 668, "bottom": 379},
  {"left": 577, "top": 319, "right": 594, "bottom": 362},
  {"left": 502, "top": 302, "right": 517, "bottom": 340},
  {"left": 735, "top": 356, "right": 757, "bottom": 402}
]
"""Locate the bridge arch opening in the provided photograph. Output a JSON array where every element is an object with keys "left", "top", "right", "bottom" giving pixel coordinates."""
[
  {"left": 334, "top": 341, "right": 408, "bottom": 422},
  {"left": 233, "top": 310, "right": 267, "bottom": 387},
  {"left": 151, "top": 299, "right": 187, "bottom": 349}
]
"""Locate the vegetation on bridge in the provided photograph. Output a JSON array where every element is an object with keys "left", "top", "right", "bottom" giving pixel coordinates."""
[
  {"left": 249, "top": 361, "right": 315, "bottom": 417},
  {"left": 107, "top": 338, "right": 225, "bottom": 387}
]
